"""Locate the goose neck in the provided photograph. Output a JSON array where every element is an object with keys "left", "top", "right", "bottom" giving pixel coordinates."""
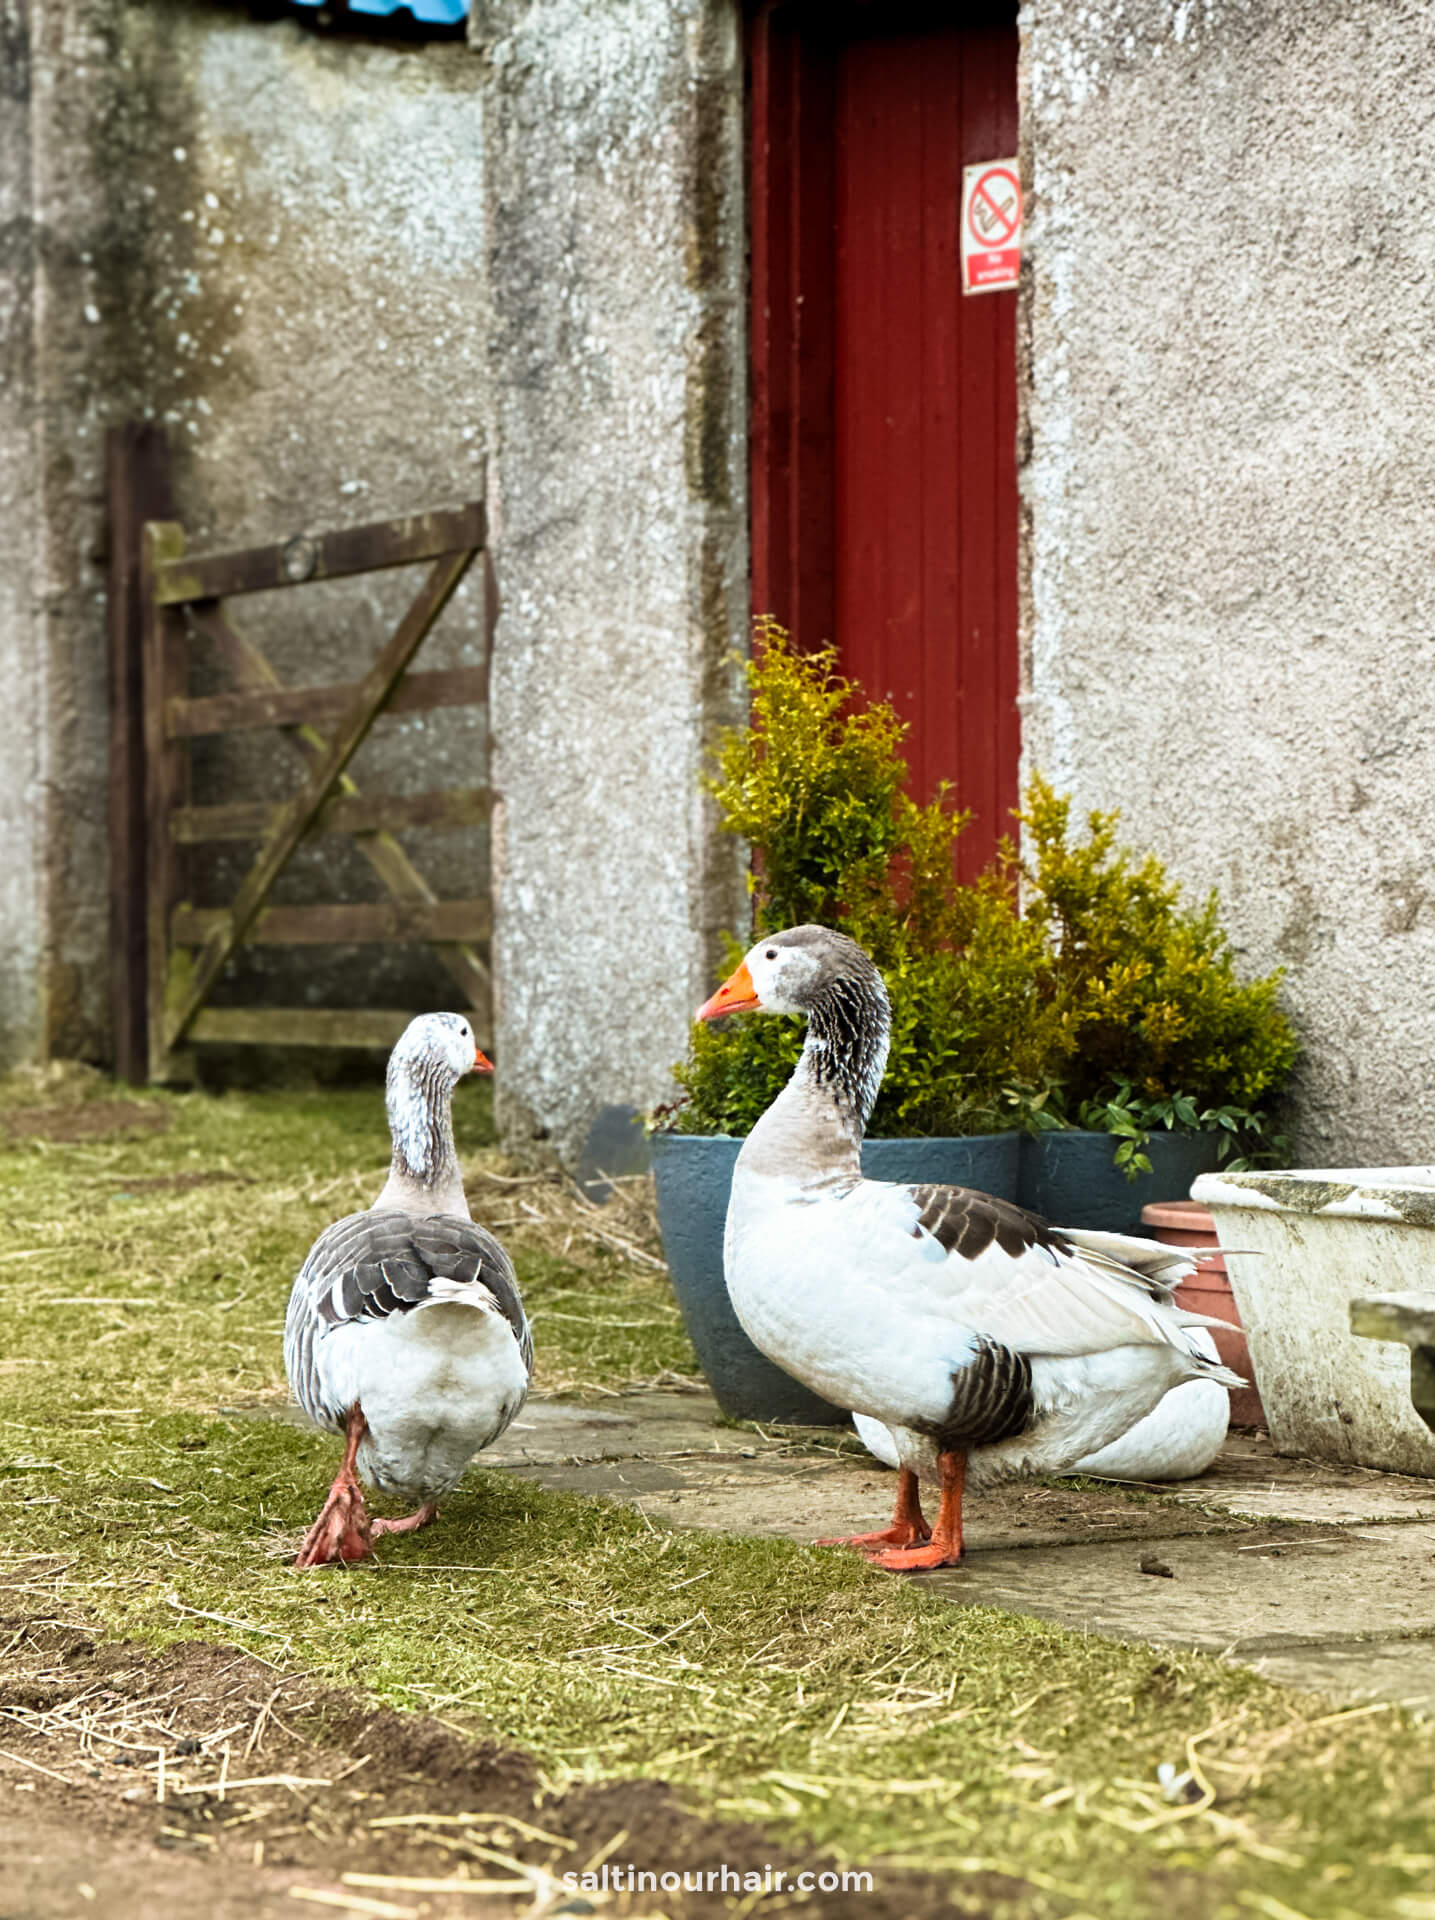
[
  {"left": 797, "top": 970, "right": 891, "bottom": 1131},
  {"left": 374, "top": 1057, "right": 467, "bottom": 1215}
]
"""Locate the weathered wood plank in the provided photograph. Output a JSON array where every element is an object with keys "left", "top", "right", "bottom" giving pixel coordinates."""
[
  {"left": 172, "top": 786, "right": 492, "bottom": 845},
  {"left": 167, "top": 666, "right": 487, "bottom": 739},
  {"left": 154, "top": 501, "right": 485, "bottom": 604},
  {"left": 172, "top": 900, "right": 492, "bottom": 947},
  {"left": 107, "top": 424, "right": 173, "bottom": 1084},
  {"left": 189, "top": 1007, "right": 432, "bottom": 1050},
  {"left": 142, "top": 520, "right": 192, "bottom": 1082},
  {"left": 187, "top": 602, "right": 493, "bottom": 1019},
  {"left": 165, "top": 547, "right": 477, "bottom": 1051}
]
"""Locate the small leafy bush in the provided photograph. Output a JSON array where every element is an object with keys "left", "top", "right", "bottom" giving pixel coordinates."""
[
  {"left": 672, "top": 623, "right": 1061, "bottom": 1138},
  {"left": 1015, "top": 778, "right": 1298, "bottom": 1169},
  {"left": 669, "top": 624, "right": 1297, "bottom": 1158}
]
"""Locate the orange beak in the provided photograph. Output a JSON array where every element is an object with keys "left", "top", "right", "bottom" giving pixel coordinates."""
[
  {"left": 473, "top": 1048, "right": 495, "bottom": 1075},
  {"left": 697, "top": 959, "right": 761, "bottom": 1021}
]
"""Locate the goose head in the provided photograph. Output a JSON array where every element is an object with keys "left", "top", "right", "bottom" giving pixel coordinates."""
[
  {"left": 696, "top": 924, "right": 881, "bottom": 1020},
  {"left": 388, "top": 1011, "right": 493, "bottom": 1086}
]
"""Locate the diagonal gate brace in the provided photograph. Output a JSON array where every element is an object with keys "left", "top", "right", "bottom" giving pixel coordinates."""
[
  {"left": 163, "top": 541, "right": 478, "bottom": 1060},
  {"left": 186, "top": 601, "right": 492, "bottom": 1020}
]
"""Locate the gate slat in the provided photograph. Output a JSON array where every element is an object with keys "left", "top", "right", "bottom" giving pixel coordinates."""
[
  {"left": 189, "top": 1008, "right": 423, "bottom": 1049},
  {"left": 168, "top": 666, "right": 488, "bottom": 739},
  {"left": 172, "top": 900, "right": 492, "bottom": 946},
  {"left": 153, "top": 502, "right": 486, "bottom": 604},
  {"left": 164, "top": 547, "right": 477, "bottom": 1054},
  {"left": 171, "top": 787, "right": 492, "bottom": 844}
]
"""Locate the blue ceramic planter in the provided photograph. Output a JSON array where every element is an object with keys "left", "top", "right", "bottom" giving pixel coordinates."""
[
  {"left": 1019, "top": 1129, "right": 1224, "bottom": 1233},
  {"left": 651, "top": 1131, "right": 1023, "bottom": 1423}
]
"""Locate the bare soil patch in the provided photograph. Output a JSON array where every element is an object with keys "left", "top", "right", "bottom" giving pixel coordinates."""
[{"left": 0, "top": 1616, "right": 1003, "bottom": 1920}]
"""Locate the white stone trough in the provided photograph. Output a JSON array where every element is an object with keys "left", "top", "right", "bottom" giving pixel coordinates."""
[{"left": 1191, "top": 1167, "right": 1435, "bottom": 1477}]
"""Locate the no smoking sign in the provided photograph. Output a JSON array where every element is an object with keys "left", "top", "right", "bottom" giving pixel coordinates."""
[{"left": 960, "top": 158, "right": 1022, "bottom": 294}]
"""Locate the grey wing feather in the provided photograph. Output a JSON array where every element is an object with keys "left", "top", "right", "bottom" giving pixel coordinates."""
[
  {"left": 284, "top": 1211, "right": 533, "bottom": 1427},
  {"left": 908, "top": 1186, "right": 1194, "bottom": 1305},
  {"left": 920, "top": 1335, "right": 1035, "bottom": 1451}
]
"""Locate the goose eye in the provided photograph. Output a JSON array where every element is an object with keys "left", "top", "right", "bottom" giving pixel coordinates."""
[{"left": 764, "top": 948, "right": 777, "bottom": 961}]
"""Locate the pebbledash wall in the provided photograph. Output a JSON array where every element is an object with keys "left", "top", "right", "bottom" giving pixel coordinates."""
[
  {"left": 1019, "top": 0, "right": 1435, "bottom": 1165},
  {"left": 3, "top": 0, "right": 1428, "bottom": 1170},
  {"left": 0, "top": 0, "right": 746, "bottom": 1166}
]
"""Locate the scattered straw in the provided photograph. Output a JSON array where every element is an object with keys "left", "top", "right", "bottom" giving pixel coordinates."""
[{"left": 287, "top": 1890, "right": 417, "bottom": 1920}]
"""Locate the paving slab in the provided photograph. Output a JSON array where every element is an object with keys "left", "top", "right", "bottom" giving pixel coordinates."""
[
  {"left": 489, "top": 1394, "right": 1255, "bottom": 1551},
  {"left": 487, "top": 1393, "right": 1435, "bottom": 1711},
  {"left": 1171, "top": 1429, "right": 1435, "bottom": 1527}
]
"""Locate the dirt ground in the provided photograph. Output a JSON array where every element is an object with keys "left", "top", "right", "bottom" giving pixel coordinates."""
[{"left": 0, "top": 1617, "right": 1011, "bottom": 1920}]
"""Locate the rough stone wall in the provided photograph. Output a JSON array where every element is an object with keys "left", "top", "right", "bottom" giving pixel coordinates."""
[
  {"left": 1022, "top": 0, "right": 1435, "bottom": 1164},
  {"left": 0, "top": 4, "right": 44, "bottom": 1071},
  {"left": 2, "top": 0, "right": 747, "bottom": 1164},
  {"left": 18, "top": 0, "right": 493, "bottom": 1058},
  {"left": 478, "top": 0, "right": 748, "bottom": 1163}
]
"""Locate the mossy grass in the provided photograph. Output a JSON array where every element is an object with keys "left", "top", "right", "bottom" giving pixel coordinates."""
[{"left": 0, "top": 1072, "right": 1429, "bottom": 1918}]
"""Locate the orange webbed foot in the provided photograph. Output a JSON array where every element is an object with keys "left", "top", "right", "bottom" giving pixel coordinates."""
[
  {"left": 816, "top": 1518, "right": 933, "bottom": 1552},
  {"left": 867, "top": 1538, "right": 965, "bottom": 1573},
  {"left": 370, "top": 1502, "right": 439, "bottom": 1539},
  {"left": 295, "top": 1473, "right": 373, "bottom": 1568}
]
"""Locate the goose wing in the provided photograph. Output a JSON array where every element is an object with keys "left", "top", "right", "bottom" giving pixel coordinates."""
[
  {"left": 848, "top": 1179, "right": 1204, "bottom": 1360},
  {"left": 285, "top": 1211, "right": 532, "bottom": 1426}
]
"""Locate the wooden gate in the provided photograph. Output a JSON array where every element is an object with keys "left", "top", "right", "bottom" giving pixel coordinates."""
[{"left": 107, "top": 428, "right": 495, "bottom": 1083}]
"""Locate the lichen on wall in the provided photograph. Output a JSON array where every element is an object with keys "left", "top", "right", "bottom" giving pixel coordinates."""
[{"left": 1022, "top": 0, "right": 1435, "bottom": 1162}]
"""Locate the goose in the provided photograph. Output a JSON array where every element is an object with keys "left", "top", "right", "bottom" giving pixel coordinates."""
[
  {"left": 284, "top": 1013, "right": 532, "bottom": 1568},
  {"left": 851, "top": 1330, "right": 1230, "bottom": 1486},
  {"left": 698, "top": 925, "right": 1242, "bottom": 1571}
]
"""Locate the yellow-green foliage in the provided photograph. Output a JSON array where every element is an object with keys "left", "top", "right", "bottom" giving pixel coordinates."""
[
  {"left": 677, "top": 624, "right": 1060, "bottom": 1137},
  {"left": 1016, "top": 777, "right": 1299, "bottom": 1118},
  {"left": 675, "top": 627, "right": 1296, "bottom": 1146}
]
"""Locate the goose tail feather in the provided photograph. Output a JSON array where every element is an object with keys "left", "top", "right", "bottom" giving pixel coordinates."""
[{"left": 1060, "top": 1226, "right": 1198, "bottom": 1289}]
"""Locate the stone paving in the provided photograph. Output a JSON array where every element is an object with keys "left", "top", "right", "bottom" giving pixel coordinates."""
[{"left": 485, "top": 1390, "right": 1435, "bottom": 1714}]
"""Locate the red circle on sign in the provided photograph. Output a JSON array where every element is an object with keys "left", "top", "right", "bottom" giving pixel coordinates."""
[{"left": 968, "top": 168, "right": 1021, "bottom": 248}]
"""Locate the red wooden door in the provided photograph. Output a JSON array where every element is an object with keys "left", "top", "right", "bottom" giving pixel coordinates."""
[{"left": 749, "top": 4, "right": 1020, "bottom": 880}]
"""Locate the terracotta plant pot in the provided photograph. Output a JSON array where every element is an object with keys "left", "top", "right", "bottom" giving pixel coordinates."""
[{"left": 1141, "top": 1198, "right": 1265, "bottom": 1430}]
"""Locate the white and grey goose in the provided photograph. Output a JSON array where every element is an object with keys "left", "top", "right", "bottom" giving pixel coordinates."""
[
  {"left": 698, "top": 926, "right": 1243, "bottom": 1571},
  {"left": 284, "top": 1013, "right": 532, "bottom": 1568}
]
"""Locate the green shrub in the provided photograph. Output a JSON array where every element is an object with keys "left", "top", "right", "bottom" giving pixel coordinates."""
[
  {"left": 1013, "top": 777, "right": 1299, "bottom": 1169},
  {"left": 672, "top": 623, "right": 1060, "bottom": 1138},
  {"left": 669, "top": 624, "right": 1298, "bottom": 1160}
]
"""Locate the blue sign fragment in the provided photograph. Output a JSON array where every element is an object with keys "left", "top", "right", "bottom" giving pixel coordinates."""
[{"left": 289, "top": 0, "right": 469, "bottom": 22}]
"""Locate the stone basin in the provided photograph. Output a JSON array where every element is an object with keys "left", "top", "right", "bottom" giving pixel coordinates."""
[{"left": 1193, "top": 1166, "right": 1435, "bottom": 1477}]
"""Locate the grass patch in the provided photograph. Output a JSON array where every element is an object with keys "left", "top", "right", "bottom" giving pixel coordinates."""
[{"left": 0, "top": 1068, "right": 1431, "bottom": 1918}]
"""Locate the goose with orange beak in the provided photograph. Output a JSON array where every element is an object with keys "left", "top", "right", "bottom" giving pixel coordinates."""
[
  {"left": 699, "top": 928, "right": 1242, "bottom": 1572},
  {"left": 284, "top": 1013, "right": 532, "bottom": 1567}
]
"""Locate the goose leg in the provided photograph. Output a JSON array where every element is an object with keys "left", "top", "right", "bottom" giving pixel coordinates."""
[
  {"left": 817, "top": 1468, "right": 932, "bottom": 1553},
  {"left": 869, "top": 1451, "right": 966, "bottom": 1572},
  {"left": 372, "top": 1502, "right": 439, "bottom": 1538},
  {"left": 295, "top": 1405, "right": 374, "bottom": 1568}
]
